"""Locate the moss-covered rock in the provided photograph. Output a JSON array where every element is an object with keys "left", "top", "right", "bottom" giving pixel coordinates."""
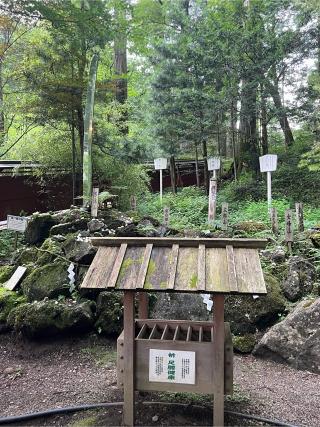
[
  {"left": 7, "top": 299, "right": 95, "bottom": 339},
  {"left": 232, "top": 334, "right": 256, "bottom": 353},
  {"left": 50, "top": 219, "right": 88, "bottom": 236},
  {"left": 24, "top": 213, "right": 57, "bottom": 245},
  {"left": 36, "top": 238, "right": 64, "bottom": 265},
  {"left": 62, "top": 235, "right": 96, "bottom": 265},
  {"left": 94, "top": 291, "right": 123, "bottom": 335},
  {"left": 12, "top": 247, "right": 38, "bottom": 266},
  {"left": 0, "top": 287, "right": 26, "bottom": 331},
  {"left": 233, "top": 221, "right": 267, "bottom": 233},
  {"left": 0, "top": 265, "right": 14, "bottom": 284},
  {"left": 21, "top": 261, "right": 70, "bottom": 301},
  {"left": 225, "top": 274, "right": 286, "bottom": 335}
]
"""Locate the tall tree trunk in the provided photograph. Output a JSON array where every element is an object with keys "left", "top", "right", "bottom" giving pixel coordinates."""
[
  {"left": 0, "top": 61, "right": 5, "bottom": 143},
  {"left": 260, "top": 84, "right": 268, "bottom": 155},
  {"left": 267, "top": 79, "right": 294, "bottom": 147},
  {"left": 230, "top": 100, "right": 238, "bottom": 181},
  {"left": 202, "top": 139, "right": 209, "bottom": 193},
  {"left": 83, "top": 53, "right": 99, "bottom": 207},
  {"left": 239, "top": 77, "right": 259, "bottom": 175},
  {"left": 195, "top": 143, "right": 200, "bottom": 187},
  {"left": 114, "top": 1, "right": 128, "bottom": 135}
]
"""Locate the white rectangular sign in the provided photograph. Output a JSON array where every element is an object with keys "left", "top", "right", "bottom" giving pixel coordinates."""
[
  {"left": 207, "top": 157, "right": 220, "bottom": 171},
  {"left": 7, "top": 215, "right": 28, "bottom": 232},
  {"left": 149, "top": 349, "right": 195, "bottom": 384},
  {"left": 154, "top": 158, "right": 167, "bottom": 170},
  {"left": 259, "top": 154, "right": 277, "bottom": 172}
]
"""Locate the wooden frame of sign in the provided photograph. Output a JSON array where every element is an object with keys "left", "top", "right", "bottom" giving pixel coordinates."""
[{"left": 80, "top": 237, "right": 267, "bottom": 427}]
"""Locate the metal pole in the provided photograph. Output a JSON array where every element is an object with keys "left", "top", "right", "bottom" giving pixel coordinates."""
[
  {"left": 213, "top": 169, "right": 217, "bottom": 179},
  {"left": 267, "top": 171, "right": 272, "bottom": 210},
  {"left": 160, "top": 169, "right": 163, "bottom": 203}
]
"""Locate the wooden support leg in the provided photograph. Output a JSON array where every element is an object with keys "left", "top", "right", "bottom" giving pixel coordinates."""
[
  {"left": 123, "top": 291, "right": 135, "bottom": 426},
  {"left": 138, "top": 292, "right": 149, "bottom": 319},
  {"left": 213, "top": 294, "right": 225, "bottom": 427}
]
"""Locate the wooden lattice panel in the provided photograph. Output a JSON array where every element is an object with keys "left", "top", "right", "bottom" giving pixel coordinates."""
[{"left": 81, "top": 237, "right": 267, "bottom": 294}]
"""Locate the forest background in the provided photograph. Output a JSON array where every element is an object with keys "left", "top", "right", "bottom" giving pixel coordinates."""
[{"left": 0, "top": 0, "right": 320, "bottom": 230}]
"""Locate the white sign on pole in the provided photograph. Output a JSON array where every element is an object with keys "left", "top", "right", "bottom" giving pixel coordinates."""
[
  {"left": 259, "top": 154, "right": 277, "bottom": 172},
  {"left": 149, "top": 349, "right": 195, "bottom": 385},
  {"left": 207, "top": 157, "right": 221, "bottom": 171},
  {"left": 154, "top": 158, "right": 167, "bottom": 170},
  {"left": 7, "top": 215, "right": 28, "bottom": 232}
]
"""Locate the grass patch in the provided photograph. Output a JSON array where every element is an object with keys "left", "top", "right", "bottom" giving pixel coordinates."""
[{"left": 80, "top": 345, "right": 117, "bottom": 367}]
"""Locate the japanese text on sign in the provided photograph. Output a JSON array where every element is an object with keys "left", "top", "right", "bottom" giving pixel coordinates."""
[
  {"left": 149, "top": 349, "right": 195, "bottom": 384},
  {"left": 7, "top": 215, "right": 28, "bottom": 232}
]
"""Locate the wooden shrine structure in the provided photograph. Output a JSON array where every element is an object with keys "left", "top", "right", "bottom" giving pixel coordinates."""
[{"left": 81, "top": 237, "right": 267, "bottom": 426}]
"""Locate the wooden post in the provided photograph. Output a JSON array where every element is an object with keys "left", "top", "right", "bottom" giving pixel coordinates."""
[
  {"left": 123, "top": 291, "right": 135, "bottom": 426},
  {"left": 221, "top": 203, "right": 228, "bottom": 231},
  {"left": 213, "top": 294, "right": 225, "bottom": 427},
  {"left": 208, "top": 178, "right": 217, "bottom": 225},
  {"left": 163, "top": 206, "right": 170, "bottom": 227},
  {"left": 270, "top": 207, "right": 279, "bottom": 235},
  {"left": 285, "top": 209, "right": 293, "bottom": 253},
  {"left": 295, "top": 203, "right": 304, "bottom": 232},
  {"left": 138, "top": 292, "right": 149, "bottom": 319},
  {"left": 130, "top": 195, "right": 137, "bottom": 211},
  {"left": 91, "top": 187, "right": 99, "bottom": 218}
]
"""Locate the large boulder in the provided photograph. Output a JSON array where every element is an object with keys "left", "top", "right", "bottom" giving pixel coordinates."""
[
  {"left": 151, "top": 293, "right": 210, "bottom": 321},
  {"left": 225, "top": 274, "right": 286, "bottom": 335},
  {"left": 36, "top": 237, "right": 65, "bottom": 265},
  {"left": 253, "top": 298, "right": 320, "bottom": 374},
  {"left": 24, "top": 213, "right": 57, "bottom": 244},
  {"left": 21, "top": 260, "right": 70, "bottom": 301},
  {"left": 0, "top": 287, "right": 26, "bottom": 332},
  {"left": 62, "top": 235, "right": 97, "bottom": 265},
  {"left": 94, "top": 291, "right": 123, "bottom": 335},
  {"left": 12, "top": 247, "right": 38, "bottom": 266},
  {"left": 8, "top": 299, "right": 95, "bottom": 339},
  {"left": 282, "top": 256, "right": 316, "bottom": 302},
  {"left": 50, "top": 219, "right": 88, "bottom": 236}
]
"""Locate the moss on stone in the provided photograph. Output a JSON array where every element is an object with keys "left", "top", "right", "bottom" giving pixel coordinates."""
[
  {"left": 234, "top": 221, "right": 267, "bottom": 233},
  {"left": 36, "top": 238, "right": 64, "bottom": 265},
  {"left": 0, "top": 287, "right": 26, "bottom": 323},
  {"left": 232, "top": 334, "right": 256, "bottom": 353},
  {"left": 13, "top": 247, "right": 38, "bottom": 266},
  {"left": 189, "top": 274, "right": 198, "bottom": 289},
  {"left": 21, "top": 261, "right": 70, "bottom": 301},
  {"left": 94, "top": 291, "right": 123, "bottom": 335},
  {"left": 0, "top": 265, "right": 14, "bottom": 284}
]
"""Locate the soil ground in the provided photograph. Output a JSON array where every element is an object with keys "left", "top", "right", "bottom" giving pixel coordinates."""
[{"left": 0, "top": 333, "right": 319, "bottom": 427}]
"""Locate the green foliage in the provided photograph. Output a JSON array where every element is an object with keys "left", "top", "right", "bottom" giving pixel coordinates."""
[{"left": 138, "top": 187, "right": 208, "bottom": 229}]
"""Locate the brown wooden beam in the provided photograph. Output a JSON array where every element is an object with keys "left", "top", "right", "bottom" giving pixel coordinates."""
[
  {"left": 123, "top": 291, "right": 135, "bottom": 426},
  {"left": 138, "top": 292, "right": 149, "bottom": 319},
  {"left": 213, "top": 294, "right": 225, "bottom": 426},
  {"left": 90, "top": 237, "right": 267, "bottom": 249}
]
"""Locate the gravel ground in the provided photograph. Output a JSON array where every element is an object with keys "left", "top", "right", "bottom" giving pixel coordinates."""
[{"left": 0, "top": 333, "right": 319, "bottom": 427}]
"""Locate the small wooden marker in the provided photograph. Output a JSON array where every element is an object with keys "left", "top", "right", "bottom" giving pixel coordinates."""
[
  {"left": 285, "top": 209, "right": 293, "bottom": 252},
  {"left": 91, "top": 187, "right": 99, "bottom": 218},
  {"left": 163, "top": 206, "right": 170, "bottom": 226},
  {"left": 208, "top": 178, "right": 217, "bottom": 225},
  {"left": 130, "top": 195, "right": 137, "bottom": 211},
  {"left": 270, "top": 207, "right": 279, "bottom": 235},
  {"left": 221, "top": 203, "right": 228, "bottom": 230},
  {"left": 295, "top": 203, "right": 304, "bottom": 232}
]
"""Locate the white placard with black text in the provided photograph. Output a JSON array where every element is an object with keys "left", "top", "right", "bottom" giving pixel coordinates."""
[{"left": 149, "top": 349, "right": 195, "bottom": 384}]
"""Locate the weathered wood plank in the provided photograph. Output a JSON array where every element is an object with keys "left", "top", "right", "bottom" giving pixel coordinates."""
[
  {"left": 197, "top": 244, "right": 206, "bottom": 291},
  {"left": 234, "top": 248, "right": 266, "bottom": 294},
  {"left": 145, "top": 246, "right": 171, "bottom": 290},
  {"left": 213, "top": 295, "right": 225, "bottom": 426},
  {"left": 175, "top": 247, "right": 198, "bottom": 291},
  {"left": 90, "top": 237, "right": 267, "bottom": 249},
  {"left": 226, "top": 245, "right": 238, "bottom": 292},
  {"left": 5, "top": 266, "right": 27, "bottom": 291},
  {"left": 168, "top": 244, "right": 179, "bottom": 290},
  {"left": 116, "top": 246, "right": 144, "bottom": 290},
  {"left": 206, "top": 248, "right": 229, "bottom": 293},
  {"left": 107, "top": 243, "right": 127, "bottom": 288},
  {"left": 81, "top": 246, "right": 117, "bottom": 289},
  {"left": 136, "top": 244, "right": 153, "bottom": 289}
]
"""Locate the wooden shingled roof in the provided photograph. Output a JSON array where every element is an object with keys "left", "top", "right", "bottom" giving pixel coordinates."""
[{"left": 81, "top": 237, "right": 267, "bottom": 294}]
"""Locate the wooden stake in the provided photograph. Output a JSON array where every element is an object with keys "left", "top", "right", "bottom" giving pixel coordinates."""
[
  {"left": 208, "top": 178, "right": 217, "bottom": 225},
  {"left": 270, "top": 207, "right": 279, "bottom": 235},
  {"left": 91, "top": 187, "right": 99, "bottom": 218},
  {"left": 221, "top": 203, "right": 228, "bottom": 231},
  {"left": 213, "top": 294, "right": 225, "bottom": 427},
  {"left": 163, "top": 206, "right": 170, "bottom": 227},
  {"left": 138, "top": 292, "right": 149, "bottom": 319},
  {"left": 130, "top": 195, "right": 137, "bottom": 211},
  {"left": 295, "top": 203, "right": 304, "bottom": 232},
  {"left": 285, "top": 209, "right": 293, "bottom": 253},
  {"left": 169, "top": 155, "right": 177, "bottom": 194},
  {"left": 123, "top": 291, "right": 135, "bottom": 426}
]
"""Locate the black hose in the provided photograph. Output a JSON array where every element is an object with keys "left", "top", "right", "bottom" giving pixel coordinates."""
[{"left": 0, "top": 401, "right": 299, "bottom": 427}]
